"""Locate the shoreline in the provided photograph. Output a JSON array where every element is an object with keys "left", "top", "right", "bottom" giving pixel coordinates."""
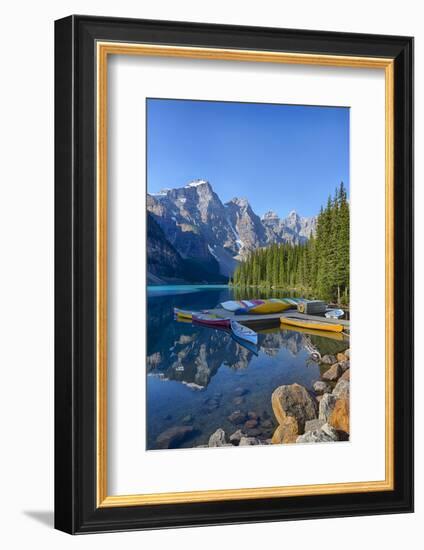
[{"left": 203, "top": 347, "right": 350, "bottom": 448}]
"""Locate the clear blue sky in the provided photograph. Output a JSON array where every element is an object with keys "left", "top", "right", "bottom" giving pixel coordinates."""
[{"left": 147, "top": 98, "right": 349, "bottom": 218}]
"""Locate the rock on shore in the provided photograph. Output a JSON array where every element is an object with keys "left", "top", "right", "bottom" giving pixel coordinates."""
[
  {"left": 202, "top": 348, "right": 350, "bottom": 450},
  {"left": 271, "top": 383, "right": 318, "bottom": 433},
  {"left": 319, "top": 393, "right": 337, "bottom": 422},
  {"left": 296, "top": 423, "right": 339, "bottom": 443},
  {"left": 271, "top": 416, "right": 298, "bottom": 444},
  {"left": 269, "top": 347, "right": 350, "bottom": 446},
  {"left": 208, "top": 428, "right": 227, "bottom": 447}
]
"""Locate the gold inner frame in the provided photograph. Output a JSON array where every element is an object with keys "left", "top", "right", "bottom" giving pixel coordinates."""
[{"left": 96, "top": 42, "right": 395, "bottom": 508}]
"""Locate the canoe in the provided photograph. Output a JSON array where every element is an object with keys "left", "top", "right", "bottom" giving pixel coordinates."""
[
  {"left": 280, "top": 323, "right": 347, "bottom": 342},
  {"left": 231, "top": 333, "right": 259, "bottom": 355},
  {"left": 280, "top": 316, "right": 344, "bottom": 333},
  {"left": 173, "top": 307, "right": 194, "bottom": 320},
  {"left": 220, "top": 299, "right": 293, "bottom": 315},
  {"left": 249, "top": 299, "right": 292, "bottom": 314},
  {"left": 192, "top": 313, "right": 230, "bottom": 329},
  {"left": 325, "top": 309, "right": 345, "bottom": 319},
  {"left": 230, "top": 320, "right": 258, "bottom": 345}
]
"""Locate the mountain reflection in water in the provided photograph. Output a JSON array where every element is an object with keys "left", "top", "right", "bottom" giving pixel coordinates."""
[{"left": 146, "top": 286, "right": 348, "bottom": 450}]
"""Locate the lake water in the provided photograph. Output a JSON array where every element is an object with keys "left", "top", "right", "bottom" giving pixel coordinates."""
[{"left": 146, "top": 285, "right": 348, "bottom": 450}]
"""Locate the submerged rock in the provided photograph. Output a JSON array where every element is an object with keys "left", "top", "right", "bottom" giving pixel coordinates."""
[
  {"left": 156, "top": 425, "right": 194, "bottom": 449},
  {"left": 260, "top": 419, "right": 274, "bottom": 430},
  {"left": 181, "top": 414, "right": 194, "bottom": 425},
  {"left": 234, "top": 387, "right": 249, "bottom": 397},
  {"left": 271, "top": 383, "right": 318, "bottom": 432},
  {"left": 296, "top": 423, "right": 339, "bottom": 444},
  {"left": 228, "top": 410, "right": 247, "bottom": 425},
  {"left": 246, "top": 428, "right": 263, "bottom": 437},
  {"left": 233, "top": 396, "right": 245, "bottom": 406},
  {"left": 244, "top": 418, "right": 258, "bottom": 430},
  {"left": 319, "top": 393, "right": 337, "bottom": 422},
  {"left": 322, "top": 363, "right": 343, "bottom": 382},
  {"left": 313, "top": 380, "right": 332, "bottom": 394},
  {"left": 208, "top": 428, "right": 227, "bottom": 447}
]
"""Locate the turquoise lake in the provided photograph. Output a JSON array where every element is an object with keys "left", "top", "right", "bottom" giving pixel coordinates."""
[{"left": 146, "top": 285, "right": 348, "bottom": 450}]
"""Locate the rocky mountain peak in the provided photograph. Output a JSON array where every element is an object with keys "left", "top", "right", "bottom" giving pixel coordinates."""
[
  {"left": 262, "top": 210, "right": 280, "bottom": 222},
  {"left": 147, "top": 179, "right": 317, "bottom": 279},
  {"left": 184, "top": 179, "right": 211, "bottom": 191},
  {"left": 226, "top": 197, "right": 250, "bottom": 210}
]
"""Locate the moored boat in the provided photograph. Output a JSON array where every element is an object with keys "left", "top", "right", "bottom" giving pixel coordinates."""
[
  {"left": 280, "top": 316, "right": 344, "bottom": 333},
  {"left": 192, "top": 313, "right": 231, "bottom": 329},
  {"left": 230, "top": 320, "right": 258, "bottom": 345},
  {"left": 325, "top": 308, "right": 345, "bottom": 319},
  {"left": 220, "top": 298, "right": 293, "bottom": 315},
  {"left": 280, "top": 323, "right": 347, "bottom": 342},
  {"left": 231, "top": 333, "right": 259, "bottom": 355},
  {"left": 173, "top": 307, "right": 194, "bottom": 320}
]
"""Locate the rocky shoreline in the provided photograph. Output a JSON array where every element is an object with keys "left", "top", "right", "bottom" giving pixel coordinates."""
[{"left": 202, "top": 348, "right": 350, "bottom": 448}]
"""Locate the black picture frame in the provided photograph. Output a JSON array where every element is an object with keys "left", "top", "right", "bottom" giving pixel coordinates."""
[{"left": 55, "top": 14, "right": 414, "bottom": 534}]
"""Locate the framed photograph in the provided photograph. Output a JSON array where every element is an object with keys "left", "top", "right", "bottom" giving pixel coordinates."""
[{"left": 54, "top": 15, "right": 413, "bottom": 533}]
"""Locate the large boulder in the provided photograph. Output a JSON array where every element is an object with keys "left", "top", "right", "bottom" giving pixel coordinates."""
[
  {"left": 329, "top": 398, "right": 350, "bottom": 433},
  {"left": 296, "top": 423, "right": 339, "bottom": 444},
  {"left": 271, "top": 416, "right": 298, "bottom": 444},
  {"left": 208, "top": 428, "right": 227, "bottom": 447},
  {"left": 319, "top": 393, "right": 337, "bottom": 422},
  {"left": 322, "top": 363, "right": 343, "bottom": 381},
  {"left": 340, "top": 368, "right": 350, "bottom": 382},
  {"left": 344, "top": 349, "right": 350, "bottom": 359},
  {"left": 155, "top": 425, "right": 194, "bottom": 449},
  {"left": 336, "top": 352, "right": 348, "bottom": 362},
  {"left": 333, "top": 379, "right": 350, "bottom": 400},
  {"left": 271, "top": 383, "right": 318, "bottom": 432}
]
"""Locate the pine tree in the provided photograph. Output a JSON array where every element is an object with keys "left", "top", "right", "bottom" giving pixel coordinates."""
[{"left": 231, "top": 183, "right": 349, "bottom": 304}]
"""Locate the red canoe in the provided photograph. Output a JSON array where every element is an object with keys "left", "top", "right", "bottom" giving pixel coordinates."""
[{"left": 192, "top": 313, "right": 231, "bottom": 329}]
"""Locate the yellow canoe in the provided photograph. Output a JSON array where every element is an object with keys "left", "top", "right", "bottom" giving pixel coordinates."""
[
  {"left": 280, "top": 323, "right": 347, "bottom": 341},
  {"left": 173, "top": 307, "right": 194, "bottom": 320},
  {"left": 250, "top": 299, "right": 292, "bottom": 314},
  {"left": 280, "top": 317, "right": 344, "bottom": 333}
]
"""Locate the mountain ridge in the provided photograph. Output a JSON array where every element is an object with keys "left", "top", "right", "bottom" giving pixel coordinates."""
[{"left": 147, "top": 179, "right": 317, "bottom": 282}]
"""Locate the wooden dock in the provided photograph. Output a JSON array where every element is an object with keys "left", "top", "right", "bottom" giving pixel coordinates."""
[{"left": 207, "top": 308, "right": 350, "bottom": 329}]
